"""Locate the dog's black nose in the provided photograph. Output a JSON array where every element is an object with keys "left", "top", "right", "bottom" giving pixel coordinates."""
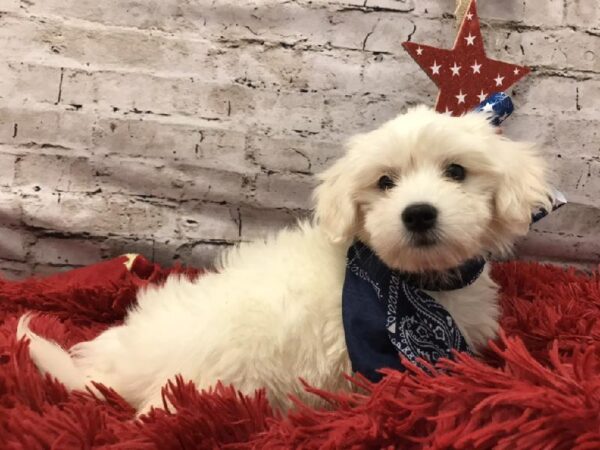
[{"left": 402, "top": 203, "right": 438, "bottom": 233}]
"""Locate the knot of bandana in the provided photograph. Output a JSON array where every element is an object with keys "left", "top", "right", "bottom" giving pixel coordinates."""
[{"left": 342, "top": 241, "right": 484, "bottom": 382}]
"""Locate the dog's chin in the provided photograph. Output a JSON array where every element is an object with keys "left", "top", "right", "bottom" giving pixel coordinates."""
[
  {"left": 372, "top": 233, "right": 481, "bottom": 273},
  {"left": 410, "top": 233, "right": 439, "bottom": 249}
]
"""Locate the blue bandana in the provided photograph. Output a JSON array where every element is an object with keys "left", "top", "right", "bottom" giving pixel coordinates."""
[{"left": 342, "top": 241, "right": 485, "bottom": 382}]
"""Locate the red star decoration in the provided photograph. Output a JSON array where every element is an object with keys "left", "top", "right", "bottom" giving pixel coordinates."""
[{"left": 402, "top": 0, "right": 530, "bottom": 116}]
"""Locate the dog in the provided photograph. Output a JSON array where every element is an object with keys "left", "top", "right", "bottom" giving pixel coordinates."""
[{"left": 18, "top": 106, "right": 550, "bottom": 415}]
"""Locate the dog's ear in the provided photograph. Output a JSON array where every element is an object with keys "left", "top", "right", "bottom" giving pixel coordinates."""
[
  {"left": 313, "top": 141, "right": 364, "bottom": 243},
  {"left": 492, "top": 140, "right": 551, "bottom": 239}
]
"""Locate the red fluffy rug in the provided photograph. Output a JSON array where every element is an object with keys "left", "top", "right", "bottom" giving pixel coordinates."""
[{"left": 1, "top": 256, "right": 600, "bottom": 449}]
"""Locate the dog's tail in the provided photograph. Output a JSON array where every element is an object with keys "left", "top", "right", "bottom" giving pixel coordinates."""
[{"left": 17, "top": 314, "right": 88, "bottom": 391}]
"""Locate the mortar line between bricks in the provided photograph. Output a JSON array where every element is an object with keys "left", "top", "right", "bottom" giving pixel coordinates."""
[{"left": 56, "top": 67, "right": 64, "bottom": 104}]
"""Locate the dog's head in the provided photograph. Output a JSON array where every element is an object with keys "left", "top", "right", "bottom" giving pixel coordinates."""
[{"left": 314, "top": 106, "right": 551, "bottom": 272}]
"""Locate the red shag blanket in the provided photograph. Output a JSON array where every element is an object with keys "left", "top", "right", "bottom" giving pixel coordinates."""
[{"left": 1, "top": 255, "right": 600, "bottom": 449}]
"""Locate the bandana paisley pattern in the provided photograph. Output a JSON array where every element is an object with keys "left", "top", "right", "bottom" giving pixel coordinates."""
[{"left": 342, "top": 241, "right": 484, "bottom": 382}]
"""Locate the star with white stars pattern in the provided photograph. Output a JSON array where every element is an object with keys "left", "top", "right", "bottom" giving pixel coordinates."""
[
  {"left": 402, "top": 0, "right": 530, "bottom": 115},
  {"left": 450, "top": 62, "right": 461, "bottom": 76},
  {"left": 481, "top": 103, "right": 494, "bottom": 113}
]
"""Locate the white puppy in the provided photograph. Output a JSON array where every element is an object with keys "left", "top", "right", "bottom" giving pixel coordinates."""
[{"left": 19, "top": 106, "right": 550, "bottom": 415}]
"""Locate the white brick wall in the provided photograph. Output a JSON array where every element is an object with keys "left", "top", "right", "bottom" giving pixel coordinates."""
[{"left": 0, "top": 0, "right": 599, "bottom": 278}]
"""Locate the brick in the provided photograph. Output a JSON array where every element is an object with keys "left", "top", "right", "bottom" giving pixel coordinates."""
[
  {"left": 414, "top": 0, "right": 476, "bottom": 19},
  {"left": 31, "top": 237, "right": 102, "bottom": 265},
  {"left": 248, "top": 134, "right": 341, "bottom": 174},
  {"left": 416, "top": 0, "right": 563, "bottom": 28},
  {"left": 0, "top": 227, "right": 33, "bottom": 261},
  {"left": 479, "top": 116, "right": 600, "bottom": 207},
  {"left": 0, "top": 191, "right": 22, "bottom": 225},
  {"left": 519, "top": 203, "right": 600, "bottom": 262},
  {"left": 0, "top": 152, "right": 16, "bottom": 186},
  {"left": 0, "top": 15, "right": 214, "bottom": 74},
  {"left": 578, "top": 79, "right": 600, "bottom": 115},
  {"left": 502, "top": 114, "right": 554, "bottom": 147},
  {"left": 547, "top": 155, "right": 600, "bottom": 207},
  {"left": 3, "top": 106, "right": 253, "bottom": 173},
  {"left": 22, "top": 0, "right": 185, "bottom": 31},
  {"left": 518, "top": 229, "right": 600, "bottom": 263},
  {"left": 239, "top": 206, "right": 300, "bottom": 240},
  {"left": 523, "top": 0, "right": 564, "bottom": 26},
  {"left": 0, "top": 107, "right": 94, "bottom": 149},
  {"left": 494, "top": 28, "right": 600, "bottom": 73},
  {"left": 14, "top": 153, "right": 247, "bottom": 203},
  {"left": 323, "top": 0, "right": 369, "bottom": 6},
  {"left": 235, "top": 47, "right": 365, "bottom": 93},
  {"left": 175, "top": 202, "right": 240, "bottom": 241},
  {"left": 24, "top": 1, "right": 376, "bottom": 50},
  {"left": 101, "top": 162, "right": 247, "bottom": 204},
  {"left": 478, "top": 1, "right": 525, "bottom": 22},
  {"left": 100, "top": 236, "right": 227, "bottom": 268},
  {"left": 367, "top": 16, "right": 448, "bottom": 53},
  {"left": 92, "top": 117, "right": 253, "bottom": 172},
  {"left": 99, "top": 237, "right": 155, "bottom": 261},
  {"left": 566, "top": 0, "right": 600, "bottom": 30},
  {"left": 150, "top": 239, "right": 184, "bottom": 267},
  {"left": 474, "top": 0, "right": 564, "bottom": 26},
  {"left": 0, "top": 63, "right": 61, "bottom": 105},
  {"left": 0, "top": 260, "right": 31, "bottom": 280},
  {"left": 364, "top": 0, "right": 414, "bottom": 11},
  {"left": 21, "top": 192, "right": 179, "bottom": 239},
  {"left": 187, "top": 242, "right": 229, "bottom": 268},
  {"left": 14, "top": 154, "right": 98, "bottom": 193},
  {"left": 0, "top": 0, "right": 19, "bottom": 13},
  {"left": 502, "top": 114, "right": 600, "bottom": 161},
  {"left": 253, "top": 90, "right": 327, "bottom": 134},
  {"left": 0, "top": 18, "right": 39, "bottom": 60},
  {"left": 63, "top": 62, "right": 413, "bottom": 133},
  {"left": 361, "top": 57, "right": 437, "bottom": 102},
  {"left": 322, "top": 92, "right": 421, "bottom": 136},
  {"left": 552, "top": 119, "right": 600, "bottom": 158},
  {"left": 513, "top": 76, "right": 578, "bottom": 115},
  {"left": 61, "top": 70, "right": 245, "bottom": 119},
  {"left": 254, "top": 172, "right": 315, "bottom": 210}
]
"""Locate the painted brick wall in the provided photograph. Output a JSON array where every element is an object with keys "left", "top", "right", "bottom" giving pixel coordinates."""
[{"left": 0, "top": 0, "right": 598, "bottom": 278}]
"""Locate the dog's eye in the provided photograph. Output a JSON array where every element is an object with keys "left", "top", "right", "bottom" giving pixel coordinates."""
[
  {"left": 444, "top": 163, "right": 466, "bottom": 181},
  {"left": 377, "top": 175, "right": 395, "bottom": 191}
]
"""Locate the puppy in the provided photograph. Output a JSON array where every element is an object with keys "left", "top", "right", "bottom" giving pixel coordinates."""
[{"left": 18, "top": 106, "right": 550, "bottom": 415}]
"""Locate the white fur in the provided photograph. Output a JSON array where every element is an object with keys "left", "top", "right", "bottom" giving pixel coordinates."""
[{"left": 18, "top": 106, "right": 550, "bottom": 415}]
